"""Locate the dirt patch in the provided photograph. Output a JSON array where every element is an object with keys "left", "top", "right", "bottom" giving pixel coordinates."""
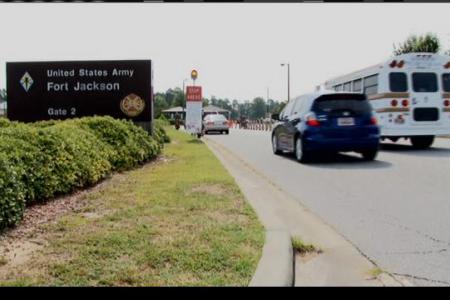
[
  {"left": 190, "top": 184, "right": 228, "bottom": 197},
  {"left": 81, "top": 212, "right": 103, "bottom": 220},
  {"left": 0, "top": 179, "right": 111, "bottom": 243},
  {"left": 0, "top": 186, "right": 102, "bottom": 275},
  {"left": 0, "top": 159, "right": 159, "bottom": 273},
  {"left": 296, "top": 250, "right": 322, "bottom": 264},
  {"left": 0, "top": 240, "right": 44, "bottom": 268},
  {"left": 205, "top": 210, "right": 250, "bottom": 225},
  {"left": 1, "top": 195, "right": 88, "bottom": 243},
  {"left": 141, "top": 155, "right": 173, "bottom": 171}
]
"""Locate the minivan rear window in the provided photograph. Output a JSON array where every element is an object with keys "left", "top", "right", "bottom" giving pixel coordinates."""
[
  {"left": 312, "top": 94, "right": 372, "bottom": 115},
  {"left": 412, "top": 73, "right": 438, "bottom": 92}
]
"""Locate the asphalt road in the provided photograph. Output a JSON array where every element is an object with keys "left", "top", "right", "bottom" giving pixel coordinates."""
[{"left": 207, "top": 129, "right": 450, "bottom": 286}]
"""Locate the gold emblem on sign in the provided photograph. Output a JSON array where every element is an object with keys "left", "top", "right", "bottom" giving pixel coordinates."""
[{"left": 120, "top": 93, "right": 145, "bottom": 117}]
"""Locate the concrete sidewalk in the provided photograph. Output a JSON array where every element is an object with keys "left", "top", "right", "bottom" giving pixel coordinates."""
[{"left": 205, "top": 137, "right": 409, "bottom": 286}]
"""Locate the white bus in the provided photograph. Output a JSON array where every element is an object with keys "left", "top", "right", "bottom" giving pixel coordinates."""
[{"left": 320, "top": 52, "right": 450, "bottom": 149}]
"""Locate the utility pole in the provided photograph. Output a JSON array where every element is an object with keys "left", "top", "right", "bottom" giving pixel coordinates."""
[
  {"left": 281, "top": 63, "right": 290, "bottom": 102},
  {"left": 182, "top": 78, "right": 187, "bottom": 112}
]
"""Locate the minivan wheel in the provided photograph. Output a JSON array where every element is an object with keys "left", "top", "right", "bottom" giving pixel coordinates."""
[
  {"left": 295, "top": 137, "right": 310, "bottom": 163},
  {"left": 410, "top": 136, "right": 434, "bottom": 149},
  {"left": 361, "top": 149, "right": 378, "bottom": 161},
  {"left": 272, "top": 135, "right": 282, "bottom": 155}
]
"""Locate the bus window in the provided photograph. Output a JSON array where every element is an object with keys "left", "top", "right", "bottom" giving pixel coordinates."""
[
  {"left": 363, "top": 74, "right": 378, "bottom": 96},
  {"left": 443, "top": 74, "right": 450, "bottom": 92},
  {"left": 389, "top": 72, "right": 408, "bottom": 92},
  {"left": 412, "top": 73, "right": 438, "bottom": 92},
  {"left": 343, "top": 82, "right": 352, "bottom": 92},
  {"left": 335, "top": 85, "right": 343, "bottom": 91},
  {"left": 353, "top": 79, "right": 362, "bottom": 92}
]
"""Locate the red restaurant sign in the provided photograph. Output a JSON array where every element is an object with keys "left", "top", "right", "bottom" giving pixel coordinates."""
[{"left": 186, "top": 86, "right": 202, "bottom": 101}]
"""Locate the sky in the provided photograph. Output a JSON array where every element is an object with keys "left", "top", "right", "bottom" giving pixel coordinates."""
[{"left": 0, "top": 3, "right": 449, "bottom": 102}]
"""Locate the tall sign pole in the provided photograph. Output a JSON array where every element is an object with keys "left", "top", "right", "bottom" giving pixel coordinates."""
[
  {"left": 191, "top": 69, "right": 198, "bottom": 87},
  {"left": 186, "top": 69, "right": 202, "bottom": 137}
]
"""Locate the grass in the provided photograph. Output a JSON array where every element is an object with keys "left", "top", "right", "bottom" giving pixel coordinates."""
[
  {"left": 291, "top": 237, "right": 319, "bottom": 254},
  {"left": 0, "top": 127, "right": 264, "bottom": 286},
  {"left": 368, "top": 267, "right": 384, "bottom": 278}
]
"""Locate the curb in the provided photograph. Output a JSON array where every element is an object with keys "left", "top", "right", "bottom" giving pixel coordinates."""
[
  {"left": 249, "top": 230, "right": 294, "bottom": 287},
  {"left": 204, "top": 137, "right": 295, "bottom": 287},
  {"left": 204, "top": 135, "right": 399, "bottom": 286}
]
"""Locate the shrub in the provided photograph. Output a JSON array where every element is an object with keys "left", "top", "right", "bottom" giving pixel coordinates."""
[
  {"left": 0, "top": 118, "right": 10, "bottom": 128},
  {"left": 0, "top": 152, "right": 26, "bottom": 230},
  {"left": 0, "top": 116, "right": 165, "bottom": 230},
  {"left": 153, "top": 119, "right": 171, "bottom": 143},
  {"left": 74, "top": 117, "right": 158, "bottom": 170},
  {"left": 155, "top": 115, "right": 170, "bottom": 126},
  {"left": 0, "top": 125, "right": 52, "bottom": 202}
]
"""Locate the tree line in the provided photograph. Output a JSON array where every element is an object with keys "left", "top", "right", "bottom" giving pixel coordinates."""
[
  {"left": 1, "top": 33, "right": 449, "bottom": 121},
  {"left": 154, "top": 88, "right": 286, "bottom": 120},
  {"left": 156, "top": 33, "right": 449, "bottom": 121}
]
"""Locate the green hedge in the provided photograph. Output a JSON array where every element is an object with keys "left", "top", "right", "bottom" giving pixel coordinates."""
[
  {"left": 0, "top": 116, "right": 168, "bottom": 230},
  {"left": 153, "top": 119, "right": 171, "bottom": 143}
]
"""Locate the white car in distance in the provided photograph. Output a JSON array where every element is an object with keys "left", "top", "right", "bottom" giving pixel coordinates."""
[{"left": 203, "top": 114, "right": 229, "bottom": 135}]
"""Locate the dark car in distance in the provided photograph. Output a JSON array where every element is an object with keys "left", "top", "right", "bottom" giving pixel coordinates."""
[{"left": 271, "top": 91, "right": 380, "bottom": 163}]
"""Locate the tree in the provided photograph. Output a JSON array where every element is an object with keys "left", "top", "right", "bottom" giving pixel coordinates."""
[
  {"left": 230, "top": 100, "right": 239, "bottom": 120},
  {"left": 276, "top": 101, "right": 287, "bottom": 114},
  {"left": 154, "top": 93, "right": 168, "bottom": 118},
  {"left": 393, "top": 33, "right": 441, "bottom": 56},
  {"left": 210, "top": 96, "right": 219, "bottom": 106},
  {"left": 152, "top": 87, "right": 288, "bottom": 120},
  {"left": 171, "top": 87, "right": 185, "bottom": 108},
  {"left": 250, "top": 97, "right": 267, "bottom": 119},
  {"left": 236, "top": 101, "right": 251, "bottom": 119}
]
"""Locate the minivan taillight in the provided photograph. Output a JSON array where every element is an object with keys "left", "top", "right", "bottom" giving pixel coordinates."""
[{"left": 370, "top": 116, "right": 377, "bottom": 125}]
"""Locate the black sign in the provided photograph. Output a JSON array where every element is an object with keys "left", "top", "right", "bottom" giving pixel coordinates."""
[{"left": 6, "top": 60, "right": 153, "bottom": 122}]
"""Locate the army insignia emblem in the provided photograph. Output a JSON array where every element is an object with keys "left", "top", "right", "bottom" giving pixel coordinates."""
[{"left": 120, "top": 93, "right": 145, "bottom": 117}]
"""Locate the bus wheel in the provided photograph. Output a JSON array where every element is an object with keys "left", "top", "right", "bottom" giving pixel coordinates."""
[{"left": 410, "top": 136, "right": 434, "bottom": 149}]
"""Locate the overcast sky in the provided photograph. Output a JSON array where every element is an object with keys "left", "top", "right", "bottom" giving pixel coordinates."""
[{"left": 0, "top": 3, "right": 449, "bottom": 102}]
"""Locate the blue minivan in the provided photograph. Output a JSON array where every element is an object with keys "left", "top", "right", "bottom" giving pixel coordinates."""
[{"left": 271, "top": 91, "right": 380, "bottom": 163}]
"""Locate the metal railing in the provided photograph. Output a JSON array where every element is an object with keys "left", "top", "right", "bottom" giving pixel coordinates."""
[{"left": 229, "top": 119, "right": 273, "bottom": 131}]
